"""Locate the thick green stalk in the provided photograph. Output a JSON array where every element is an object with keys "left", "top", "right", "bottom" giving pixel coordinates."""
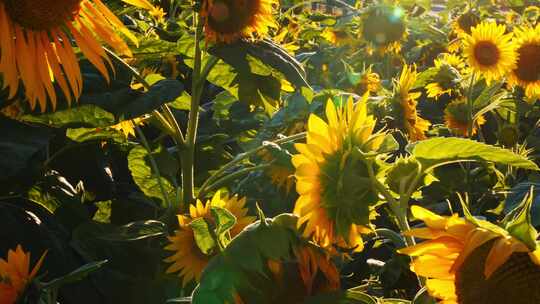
[{"left": 181, "top": 17, "right": 205, "bottom": 208}]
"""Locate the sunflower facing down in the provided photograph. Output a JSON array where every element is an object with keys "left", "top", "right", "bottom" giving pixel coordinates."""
[
  {"left": 201, "top": 0, "right": 277, "bottom": 44},
  {"left": 444, "top": 98, "right": 486, "bottom": 137},
  {"left": 390, "top": 65, "right": 431, "bottom": 141},
  {"left": 293, "top": 95, "right": 385, "bottom": 253},
  {"left": 0, "top": 245, "right": 47, "bottom": 304},
  {"left": 508, "top": 25, "right": 540, "bottom": 100},
  {"left": 0, "top": 0, "right": 137, "bottom": 111},
  {"left": 399, "top": 206, "right": 540, "bottom": 304},
  {"left": 426, "top": 56, "right": 463, "bottom": 100},
  {"left": 164, "top": 192, "right": 255, "bottom": 286},
  {"left": 462, "top": 22, "right": 516, "bottom": 84}
]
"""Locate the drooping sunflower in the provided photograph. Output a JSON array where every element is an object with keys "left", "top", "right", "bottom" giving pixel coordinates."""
[
  {"left": 508, "top": 25, "right": 540, "bottom": 100},
  {"left": 0, "top": 0, "right": 137, "bottom": 111},
  {"left": 164, "top": 192, "right": 255, "bottom": 286},
  {"left": 444, "top": 98, "right": 486, "bottom": 137},
  {"left": 389, "top": 65, "right": 431, "bottom": 141},
  {"left": 293, "top": 95, "right": 385, "bottom": 252},
  {"left": 201, "top": 0, "right": 277, "bottom": 44},
  {"left": 462, "top": 22, "right": 516, "bottom": 83},
  {"left": 351, "top": 67, "right": 381, "bottom": 96},
  {"left": 426, "top": 54, "right": 463, "bottom": 100},
  {"left": 400, "top": 205, "right": 540, "bottom": 304},
  {"left": 0, "top": 245, "right": 47, "bottom": 304},
  {"left": 361, "top": 5, "right": 408, "bottom": 54},
  {"left": 264, "top": 243, "right": 340, "bottom": 302}
]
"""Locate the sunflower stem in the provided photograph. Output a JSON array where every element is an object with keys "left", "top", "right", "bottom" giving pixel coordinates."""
[{"left": 181, "top": 15, "right": 205, "bottom": 210}]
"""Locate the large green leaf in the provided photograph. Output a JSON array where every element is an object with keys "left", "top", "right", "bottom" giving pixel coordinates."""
[
  {"left": 21, "top": 105, "right": 116, "bottom": 128},
  {"left": 127, "top": 146, "right": 177, "bottom": 207},
  {"left": 409, "top": 137, "right": 539, "bottom": 171}
]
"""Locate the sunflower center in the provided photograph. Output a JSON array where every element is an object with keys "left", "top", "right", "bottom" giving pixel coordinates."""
[
  {"left": 4, "top": 0, "right": 81, "bottom": 30},
  {"left": 207, "top": 0, "right": 258, "bottom": 35},
  {"left": 455, "top": 240, "right": 540, "bottom": 304},
  {"left": 473, "top": 41, "right": 500, "bottom": 66},
  {"left": 514, "top": 43, "right": 540, "bottom": 82}
]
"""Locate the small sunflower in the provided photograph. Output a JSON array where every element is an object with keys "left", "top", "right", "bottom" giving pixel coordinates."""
[
  {"left": 462, "top": 22, "right": 517, "bottom": 83},
  {"left": 123, "top": 0, "right": 166, "bottom": 22},
  {"left": 201, "top": 0, "right": 277, "bottom": 44},
  {"left": 0, "top": 0, "right": 137, "bottom": 111},
  {"left": 351, "top": 67, "right": 381, "bottom": 96},
  {"left": 400, "top": 205, "right": 540, "bottom": 304},
  {"left": 361, "top": 5, "right": 408, "bottom": 54},
  {"left": 0, "top": 245, "right": 47, "bottom": 304},
  {"left": 164, "top": 192, "right": 255, "bottom": 286},
  {"left": 258, "top": 149, "right": 295, "bottom": 194},
  {"left": 293, "top": 95, "right": 384, "bottom": 252},
  {"left": 508, "top": 25, "right": 540, "bottom": 100},
  {"left": 426, "top": 55, "right": 463, "bottom": 100},
  {"left": 444, "top": 98, "right": 486, "bottom": 137},
  {"left": 390, "top": 65, "right": 431, "bottom": 141},
  {"left": 453, "top": 10, "right": 481, "bottom": 36}
]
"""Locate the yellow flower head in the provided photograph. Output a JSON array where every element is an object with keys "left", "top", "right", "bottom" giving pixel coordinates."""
[
  {"left": 508, "top": 25, "right": 540, "bottom": 100},
  {"left": 462, "top": 22, "right": 517, "bottom": 83},
  {"left": 400, "top": 206, "right": 540, "bottom": 304},
  {"left": 123, "top": 0, "right": 166, "bottom": 22},
  {"left": 293, "top": 95, "right": 384, "bottom": 253},
  {"left": 0, "top": 245, "right": 46, "bottom": 304},
  {"left": 353, "top": 67, "right": 381, "bottom": 96},
  {"left": 164, "top": 192, "right": 255, "bottom": 286},
  {"left": 0, "top": 0, "right": 137, "bottom": 111},
  {"left": 390, "top": 65, "right": 431, "bottom": 141},
  {"left": 453, "top": 10, "right": 481, "bottom": 36},
  {"left": 426, "top": 54, "right": 464, "bottom": 100},
  {"left": 444, "top": 98, "right": 486, "bottom": 137},
  {"left": 201, "top": 0, "right": 277, "bottom": 44}
]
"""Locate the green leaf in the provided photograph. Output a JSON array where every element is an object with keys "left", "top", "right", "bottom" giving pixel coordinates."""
[
  {"left": 100, "top": 220, "right": 167, "bottom": 241},
  {"left": 189, "top": 218, "right": 217, "bottom": 255},
  {"left": 127, "top": 146, "right": 176, "bottom": 206},
  {"left": 211, "top": 206, "right": 237, "bottom": 238},
  {"left": 303, "top": 290, "right": 378, "bottom": 304},
  {"left": 504, "top": 182, "right": 540, "bottom": 227},
  {"left": 409, "top": 137, "right": 539, "bottom": 171},
  {"left": 43, "top": 260, "right": 108, "bottom": 290},
  {"left": 21, "top": 105, "right": 116, "bottom": 128},
  {"left": 505, "top": 188, "right": 538, "bottom": 250},
  {"left": 66, "top": 127, "right": 126, "bottom": 143}
]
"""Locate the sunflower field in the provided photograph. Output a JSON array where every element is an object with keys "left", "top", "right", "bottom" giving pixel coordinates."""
[{"left": 1, "top": 0, "right": 540, "bottom": 303}]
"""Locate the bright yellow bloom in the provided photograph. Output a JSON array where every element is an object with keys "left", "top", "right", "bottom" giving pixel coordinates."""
[
  {"left": 0, "top": 245, "right": 46, "bottom": 304},
  {"left": 391, "top": 65, "right": 431, "bottom": 141},
  {"left": 400, "top": 206, "right": 540, "bottom": 304},
  {"left": 0, "top": 0, "right": 137, "bottom": 111},
  {"left": 426, "top": 54, "right": 464, "bottom": 100},
  {"left": 508, "top": 25, "right": 540, "bottom": 100},
  {"left": 293, "top": 95, "right": 384, "bottom": 253},
  {"left": 353, "top": 68, "right": 381, "bottom": 96},
  {"left": 462, "top": 22, "right": 517, "bottom": 83},
  {"left": 201, "top": 0, "right": 277, "bottom": 44},
  {"left": 122, "top": 0, "right": 166, "bottom": 22},
  {"left": 164, "top": 192, "right": 255, "bottom": 286},
  {"left": 444, "top": 98, "right": 486, "bottom": 137},
  {"left": 110, "top": 117, "right": 145, "bottom": 139}
]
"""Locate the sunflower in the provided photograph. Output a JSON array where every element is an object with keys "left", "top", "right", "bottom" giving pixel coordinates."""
[
  {"left": 164, "top": 192, "right": 255, "bottom": 286},
  {"left": 453, "top": 10, "right": 480, "bottom": 36},
  {"left": 292, "top": 95, "right": 384, "bottom": 252},
  {"left": 361, "top": 5, "right": 408, "bottom": 54},
  {"left": 399, "top": 205, "right": 540, "bottom": 304},
  {"left": 265, "top": 243, "right": 340, "bottom": 301},
  {"left": 0, "top": 0, "right": 137, "bottom": 112},
  {"left": 258, "top": 149, "right": 295, "bottom": 194},
  {"left": 352, "top": 67, "right": 381, "bottom": 96},
  {"left": 508, "top": 25, "right": 540, "bottom": 100},
  {"left": 110, "top": 117, "right": 146, "bottom": 139},
  {"left": 123, "top": 0, "right": 166, "bottom": 22},
  {"left": 390, "top": 65, "right": 431, "bottom": 141},
  {"left": 201, "top": 0, "right": 277, "bottom": 44},
  {"left": 426, "top": 55, "right": 463, "bottom": 100},
  {"left": 444, "top": 98, "right": 486, "bottom": 137},
  {"left": 462, "top": 22, "right": 516, "bottom": 83},
  {"left": 0, "top": 245, "right": 47, "bottom": 304}
]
